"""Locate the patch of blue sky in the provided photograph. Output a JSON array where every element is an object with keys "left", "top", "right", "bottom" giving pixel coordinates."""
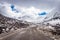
[
  {"left": 38, "top": 12, "right": 47, "bottom": 16},
  {"left": 11, "top": 4, "right": 15, "bottom": 11},
  {"left": 10, "top": 4, "right": 19, "bottom": 13}
]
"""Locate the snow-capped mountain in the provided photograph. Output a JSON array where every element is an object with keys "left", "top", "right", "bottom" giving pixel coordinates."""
[
  {"left": 0, "top": 2, "right": 49, "bottom": 23},
  {"left": 1, "top": 2, "right": 60, "bottom": 24},
  {"left": 43, "top": 8, "right": 60, "bottom": 25}
]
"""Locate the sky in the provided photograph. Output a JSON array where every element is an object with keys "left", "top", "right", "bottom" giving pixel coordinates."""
[
  {"left": 0, "top": 0, "right": 60, "bottom": 8},
  {"left": 0, "top": 0, "right": 60, "bottom": 23}
]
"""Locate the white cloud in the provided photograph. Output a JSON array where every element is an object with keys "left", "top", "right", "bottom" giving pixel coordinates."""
[{"left": 0, "top": 2, "right": 52, "bottom": 22}]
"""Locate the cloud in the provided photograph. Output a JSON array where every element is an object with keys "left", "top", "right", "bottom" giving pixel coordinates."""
[
  {"left": 0, "top": 0, "right": 60, "bottom": 23},
  {"left": 1, "top": 0, "right": 59, "bottom": 9},
  {"left": 0, "top": 2, "right": 50, "bottom": 22}
]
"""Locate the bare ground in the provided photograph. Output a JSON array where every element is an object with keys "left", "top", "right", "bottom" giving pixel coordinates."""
[{"left": 0, "top": 26, "right": 54, "bottom": 40}]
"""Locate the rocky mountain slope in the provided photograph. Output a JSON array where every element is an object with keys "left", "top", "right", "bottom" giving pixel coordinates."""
[
  {"left": 0, "top": 12, "right": 60, "bottom": 40},
  {"left": 0, "top": 14, "right": 30, "bottom": 34},
  {"left": 44, "top": 8, "right": 60, "bottom": 23}
]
